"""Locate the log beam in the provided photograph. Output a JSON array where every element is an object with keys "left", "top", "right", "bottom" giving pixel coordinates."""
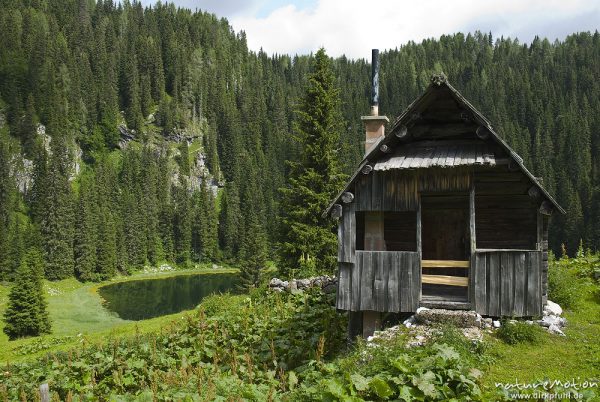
[
  {"left": 476, "top": 126, "right": 490, "bottom": 140},
  {"left": 331, "top": 204, "right": 342, "bottom": 218},
  {"left": 539, "top": 200, "right": 554, "bottom": 216},
  {"left": 341, "top": 192, "right": 354, "bottom": 204}
]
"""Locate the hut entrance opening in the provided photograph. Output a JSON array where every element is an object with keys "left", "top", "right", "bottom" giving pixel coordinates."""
[{"left": 421, "top": 194, "right": 470, "bottom": 302}]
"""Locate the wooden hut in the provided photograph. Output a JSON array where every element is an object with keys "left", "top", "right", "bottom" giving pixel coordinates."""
[{"left": 324, "top": 58, "right": 565, "bottom": 338}]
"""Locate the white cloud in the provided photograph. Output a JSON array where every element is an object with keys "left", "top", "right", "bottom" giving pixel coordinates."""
[{"left": 230, "top": 0, "right": 600, "bottom": 59}]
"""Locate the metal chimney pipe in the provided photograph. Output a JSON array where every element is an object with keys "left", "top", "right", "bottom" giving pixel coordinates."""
[{"left": 371, "top": 49, "right": 379, "bottom": 116}]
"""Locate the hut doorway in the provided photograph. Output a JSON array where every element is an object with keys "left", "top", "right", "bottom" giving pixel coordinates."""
[{"left": 421, "top": 194, "right": 470, "bottom": 303}]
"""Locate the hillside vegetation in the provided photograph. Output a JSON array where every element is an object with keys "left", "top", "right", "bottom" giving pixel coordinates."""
[
  {"left": 0, "top": 2, "right": 599, "bottom": 283},
  {"left": 0, "top": 255, "right": 598, "bottom": 400}
]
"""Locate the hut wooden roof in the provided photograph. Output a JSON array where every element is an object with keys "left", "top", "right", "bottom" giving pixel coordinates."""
[
  {"left": 373, "top": 141, "right": 499, "bottom": 171},
  {"left": 324, "top": 74, "right": 565, "bottom": 216}
]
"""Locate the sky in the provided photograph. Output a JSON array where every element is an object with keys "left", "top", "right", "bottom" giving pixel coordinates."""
[{"left": 140, "top": 0, "right": 600, "bottom": 59}]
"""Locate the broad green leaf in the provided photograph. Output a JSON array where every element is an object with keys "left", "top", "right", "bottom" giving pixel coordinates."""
[
  {"left": 397, "top": 385, "right": 414, "bottom": 401},
  {"left": 413, "top": 371, "right": 438, "bottom": 398},
  {"left": 350, "top": 373, "right": 369, "bottom": 392},
  {"left": 288, "top": 371, "right": 298, "bottom": 390},
  {"left": 369, "top": 377, "right": 394, "bottom": 399}
]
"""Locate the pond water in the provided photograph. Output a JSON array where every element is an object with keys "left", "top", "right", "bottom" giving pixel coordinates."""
[{"left": 98, "top": 273, "right": 239, "bottom": 320}]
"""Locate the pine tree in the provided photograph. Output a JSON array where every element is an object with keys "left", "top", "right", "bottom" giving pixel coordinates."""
[
  {"left": 0, "top": 127, "right": 17, "bottom": 280},
  {"left": 3, "top": 249, "right": 51, "bottom": 340},
  {"left": 279, "top": 48, "right": 347, "bottom": 277},
  {"left": 238, "top": 167, "right": 268, "bottom": 288},
  {"left": 41, "top": 131, "right": 75, "bottom": 280},
  {"left": 74, "top": 171, "right": 98, "bottom": 281},
  {"left": 173, "top": 179, "right": 192, "bottom": 266},
  {"left": 239, "top": 213, "right": 267, "bottom": 289}
]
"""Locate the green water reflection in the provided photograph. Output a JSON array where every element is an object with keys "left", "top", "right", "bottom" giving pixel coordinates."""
[{"left": 98, "top": 273, "right": 239, "bottom": 320}]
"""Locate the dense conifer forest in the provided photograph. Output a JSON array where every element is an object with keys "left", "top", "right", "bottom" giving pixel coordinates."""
[{"left": 0, "top": 0, "right": 599, "bottom": 281}]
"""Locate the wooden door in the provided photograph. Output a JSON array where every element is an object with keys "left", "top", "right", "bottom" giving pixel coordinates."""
[{"left": 420, "top": 194, "right": 470, "bottom": 301}]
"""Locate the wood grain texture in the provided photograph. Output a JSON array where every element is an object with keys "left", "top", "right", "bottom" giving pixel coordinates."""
[
  {"left": 351, "top": 251, "right": 419, "bottom": 313},
  {"left": 337, "top": 203, "right": 356, "bottom": 263},
  {"left": 422, "top": 274, "right": 469, "bottom": 287},
  {"left": 422, "top": 260, "right": 470, "bottom": 268},
  {"left": 472, "top": 250, "right": 542, "bottom": 317}
]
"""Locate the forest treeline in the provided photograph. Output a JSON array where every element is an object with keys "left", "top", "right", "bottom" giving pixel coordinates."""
[{"left": 0, "top": 0, "right": 598, "bottom": 281}]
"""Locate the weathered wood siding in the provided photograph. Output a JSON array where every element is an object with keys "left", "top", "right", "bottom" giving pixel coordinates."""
[
  {"left": 354, "top": 172, "right": 418, "bottom": 211},
  {"left": 336, "top": 251, "right": 420, "bottom": 312},
  {"left": 541, "top": 215, "right": 549, "bottom": 305},
  {"left": 353, "top": 169, "right": 471, "bottom": 212},
  {"left": 338, "top": 203, "right": 356, "bottom": 263},
  {"left": 474, "top": 169, "right": 538, "bottom": 250},
  {"left": 471, "top": 250, "right": 542, "bottom": 317}
]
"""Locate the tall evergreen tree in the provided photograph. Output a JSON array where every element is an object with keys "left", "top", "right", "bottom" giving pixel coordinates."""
[
  {"left": 279, "top": 48, "right": 347, "bottom": 277},
  {"left": 41, "top": 132, "right": 75, "bottom": 280},
  {"left": 74, "top": 171, "right": 98, "bottom": 281},
  {"left": 0, "top": 127, "right": 16, "bottom": 280},
  {"left": 3, "top": 248, "right": 51, "bottom": 340}
]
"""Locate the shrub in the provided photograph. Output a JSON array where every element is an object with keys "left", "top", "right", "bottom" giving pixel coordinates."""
[
  {"left": 292, "top": 339, "right": 484, "bottom": 401},
  {"left": 428, "top": 324, "right": 492, "bottom": 365},
  {"left": 548, "top": 259, "right": 583, "bottom": 310},
  {"left": 496, "top": 320, "right": 543, "bottom": 345}
]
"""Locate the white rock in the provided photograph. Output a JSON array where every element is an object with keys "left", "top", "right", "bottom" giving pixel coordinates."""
[
  {"left": 545, "top": 300, "right": 563, "bottom": 316},
  {"left": 547, "top": 324, "right": 566, "bottom": 336},
  {"left": 493, "top": 320, "right": 501, "bottom": 328},
  {"left": 540, "top": 315, "right": 564, "bottom": 328},
  {"left": 416, "top": 307, "right": 430, "bottom": 314},
  {"left": 269, "top": 278, "right": 284, "bottom": 287},
  {"left": 403, "top": 316, "right": 416, "bottom": 328}
]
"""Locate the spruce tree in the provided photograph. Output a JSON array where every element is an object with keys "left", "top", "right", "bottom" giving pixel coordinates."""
[
  {"left": 279, "top": 48, "right": 347, "bottom": 277},
  {"left": 239, "top": 213, "right": 267, "bottom": 289},
  {"left": 0, "top": 127, "right": 16, "bottom": 280},
  {"left": 41, "top": 131, "right": 75, "bottom": 280},
  {"left": 3, "top": 249, "right": 51, "bottom": 340},
  {"left": 74, "top": 171, "right": 98, "bottom": 281}
]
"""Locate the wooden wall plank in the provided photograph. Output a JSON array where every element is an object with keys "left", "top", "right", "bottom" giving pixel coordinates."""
[
  {"left": 336, "top": 263, "right": 352, "bottom": 310},
  {"left": 338, "top": 203, "right": 356, "bottom": 263},
  {"left": 360, "top": 252, "right": 374, "bottom": 310},
  {"left": 399, "top": 252, "right": 409, "bottom": 311},
  {"left": 351, "top": 252, "right": 363, "bottom": 311},
  {"left": 470, "top": 185, "right": 476, "bottom": 254},
  {"left": 371, "top": 172, "right": 383, "bottom": 211},
  {"left": 525, "top": 252, "right": 543, "bottom": 316},
  {"left": 373, "top": 252, "right": 387, "bottom": 311},
  {"left": 387, "top": 252, "right": 400, "bottom": 312},
  {"left": 487, "top": 252, "right": 500, "bottom": 316},
  {"left": 500, "top": 252, "right": 514, "bottom": 315},
  {"left": 411, "top": 252, "right": 421, "bottom": 311},
  {"left": 514, "top": 252, "right": 526, "bottom": 316},
  {"left": 473, "top": 253, "right": 487, "bottom": 314},
  {"left": 530, "top": 251, "right": 542, "bottom": 315}
]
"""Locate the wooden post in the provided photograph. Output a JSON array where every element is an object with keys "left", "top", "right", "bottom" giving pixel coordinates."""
[
  {"left": 362, "top": 311, "right": 381, "bottom": 338},
  {"left": 364, "top": 212, "right": 385, "bottom": 251},
  {"left": 416, "top": 199, "right": 422, "bottom": 303},
  {"left": 537, "top": 212, "right": 543, "bottom": 251},
  {"left": 469, "top": 185, "right": 476, "bottom": 254},
  {"left": 40, "top": 384, "right": 50, "bottom": 402},
  {"left": 469, "top": 185, "right": 477, "bottom": 305},
  {"left": 362, "top": 212, "right": 385, "bottom": 338},
  {"left": 348, "top": 311, "right": 363, "bottom": 341}
]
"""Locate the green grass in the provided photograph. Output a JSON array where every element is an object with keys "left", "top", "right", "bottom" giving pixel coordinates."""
[
  {"left": 0, "top": 266, "right": 237, "bottom": 363},
  {"left": 481, "top": 281, "right": 600, "bottom": 392}
]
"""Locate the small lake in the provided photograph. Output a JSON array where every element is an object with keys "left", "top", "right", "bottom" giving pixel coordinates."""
[{"left": 98, "top": 273, "right": 239, "bottom": 320}]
